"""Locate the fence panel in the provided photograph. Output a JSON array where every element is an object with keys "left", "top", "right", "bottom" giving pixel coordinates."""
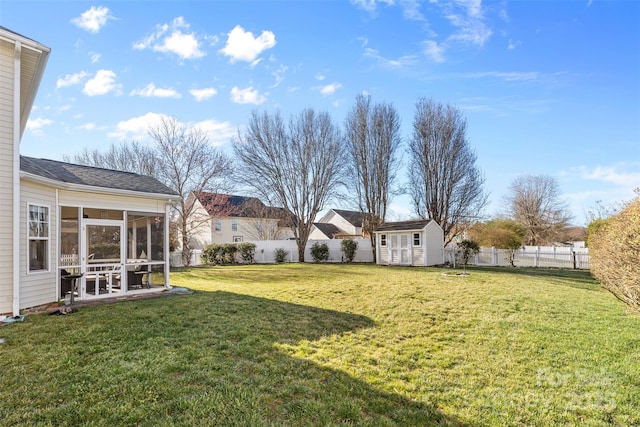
[
  {"left": 171, "top": 238, "right": 373, "bottom": 266},
  {"left": 445, "top": 245, "right": 590, "bottom": 270}
]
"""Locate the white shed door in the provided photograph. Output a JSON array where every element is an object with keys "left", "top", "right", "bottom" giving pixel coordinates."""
[{"left": 389, "top": 234, "right": 410, "bottom": 265}]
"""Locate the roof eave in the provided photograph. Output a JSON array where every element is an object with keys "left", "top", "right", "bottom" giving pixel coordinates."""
[{"left": 20, "top": 172, "right": 178, "bottom": 201}]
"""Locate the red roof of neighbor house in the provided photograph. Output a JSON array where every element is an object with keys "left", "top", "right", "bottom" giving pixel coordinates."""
[{"left": 194, "top": 192, "right": 290, "bottom": 220}]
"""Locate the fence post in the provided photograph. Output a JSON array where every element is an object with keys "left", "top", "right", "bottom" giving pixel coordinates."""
[
  {"left": 572, "top": 251, "right": 577, "bottom": 269},
  {"left": 492, "top": 247, "right": 498, "bottom": 265}
]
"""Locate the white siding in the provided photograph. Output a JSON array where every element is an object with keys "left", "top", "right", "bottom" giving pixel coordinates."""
[
  {"left": 188, "top": 201, "right": 213, "bottom": 250},
  {"left": 412, "top": 246, "right": 425, "bottom": 266},
  {"left": 19, "top": 180, "right": 58, "bottom": 309},
  {"left": 424, "top": 221, "right": 445, "bottom": 266},
  {"left": 0, "top": 39, "right": 16, "bottom": 314}
]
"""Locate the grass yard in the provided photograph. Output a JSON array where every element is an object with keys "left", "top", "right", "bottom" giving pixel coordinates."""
[{"left": 1, "top": 264, "right": 638, "bottom": 426}]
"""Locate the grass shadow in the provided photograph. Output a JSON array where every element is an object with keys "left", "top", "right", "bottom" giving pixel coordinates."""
[{"left": 0, "top": 290, "right": 469, "bottom": 426}]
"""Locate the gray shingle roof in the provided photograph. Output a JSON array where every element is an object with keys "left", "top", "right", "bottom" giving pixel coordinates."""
[
  {"left": 20, "top": 156, "right": 178, "bottom": 197},
  {"left": 374, "top": 219, "right": 433, "bottom": 232},
  {"left": 332, "top": 209, "right": 365, "bottom": 227},
  {"left": 312, "top": 222, "right": 342, "bottom": 239}
]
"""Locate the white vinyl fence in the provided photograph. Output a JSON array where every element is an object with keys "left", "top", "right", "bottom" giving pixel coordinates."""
[
  {"left": 444, "top": 245, "right": 590, "bottom": 270},
  {"left": 172, "top": 238, "right": 374, "bottom": 267}
]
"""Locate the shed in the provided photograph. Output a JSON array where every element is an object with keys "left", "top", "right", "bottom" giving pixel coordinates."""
[{"left": 374, "top": 219, "right": 444, "bottom": 266}]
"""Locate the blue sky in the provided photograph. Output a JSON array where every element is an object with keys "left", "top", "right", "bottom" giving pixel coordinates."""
[{"left": 2, "top": 0, "right": 639, "bottom": 225}]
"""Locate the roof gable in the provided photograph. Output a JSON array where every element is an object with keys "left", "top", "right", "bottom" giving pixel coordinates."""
[
  {"left": 312, "top": 222, "right": 342, "bottom": 239},
  {"left": 332, "top": 209, "right": 365, "bottom": 227},
  {"left": 20, "top": 156, "right": 177, "bottom": 196}
]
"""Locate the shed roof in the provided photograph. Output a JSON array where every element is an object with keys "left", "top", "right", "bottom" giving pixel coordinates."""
[
  {"left": 374, "top": 219, "right": 433, "bottom": 232},
  {"left": 20, "top": 156, "right": 178, "bottom": 197}
]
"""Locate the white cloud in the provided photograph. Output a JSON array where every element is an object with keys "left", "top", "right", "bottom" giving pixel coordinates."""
[
  {"left": 26, "top": 117, "right": 53, "bottom": 134},
  {"left": 422, "top": 40, "right": 445, "bottom": 63},
  {"left": 350, "top": 0, "right": 395, "bottom": 14},
  {"left": 83, "top": 69, "right": 121, "bottom": 96},
  {"left": 77, "top": 123, "right": 97, "bottom": 131},
  {"left": 133, "top": 17, "right": 205, "bottom": 60},
  {"left": 576, "top": 164, "right": 640, "bottom": 187},
  {"left": 108, "top": 113, "right": 235, "bottom": 147},
  {"left": 193, "top": 119, "right": 236, "bottom": 146},
  {"left": 89, "top": 52, "right": 101, "bottom": 63},
  {"left": 561, "top": 163, "right": 640, "bottom": 220},
  {"left": 364, "top": 47, "right": 418, "bottom": 68},
  {"left": 71, "top": 6, "right": 114, "bottom": 33},
  {"left": 270, "top": 64, "right": 288, "bottom": 88},
  {"left": 318, "top": 82, "right": 343, "bottom": 96},
  {"left": 444, "top": 1, "right": 492, "bottom": 46},
  {"left": 108, "top": 112, "right": 167, "bottom": 141},
  {"left": 315, "top": 72, "right": 327, "bottom": 81},
  {"left": 129, "top": 83, "right": 182, "bottom": 98},
  {"left": 190, "top": 88, "right": 218, "bottom": 101},
  {"left": 56, "top": 71, "right": 88, "bottom": 89},
  {"left": 220, "top": 25, "right": 276, "bottom": 63},
  {"left": 230, "top": 86, "right": 266, "bottom": 105},
  {"left": 462, "top": 71, "right": 542, "bottom": 82}
]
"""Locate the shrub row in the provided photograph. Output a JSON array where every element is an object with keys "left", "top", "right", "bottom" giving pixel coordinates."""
[{"left": 201, "top": 242, "right": 256, "bottom": 265}]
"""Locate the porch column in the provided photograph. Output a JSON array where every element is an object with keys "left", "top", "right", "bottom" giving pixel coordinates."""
[{"left": 164, "top": 202, "right": 171, "bottom": 288}]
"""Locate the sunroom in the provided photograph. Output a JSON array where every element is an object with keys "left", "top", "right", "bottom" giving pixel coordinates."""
[
  {"left": 20, "top": 156, "right": 178, "bottom": 307},
  {"left": 58, "top": 207, "right": 169, "bottom": 301}
]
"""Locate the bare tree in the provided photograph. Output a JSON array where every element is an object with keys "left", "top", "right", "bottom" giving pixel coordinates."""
[
  {"left": 240, "top": 200, "right": 292, "bottom": 240},
  {"left": 407, "top": 98, "right": 488, "bottom": 243},
  {"left": 233, "top": 109, "right": 345, "bottom": 262},
  {"left": 503, "top": 174, "right": 572, "bottom": 245},
  {"left": 64, "top": 141, "right": 158, "bottom": 177},
  {"left": 345, "top": 94, "right": 402, "bottom": 262},
  {"left": 149, "top": 116, "right": 233, "bottom": 266}
]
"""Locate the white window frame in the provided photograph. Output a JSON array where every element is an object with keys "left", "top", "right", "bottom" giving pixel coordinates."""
[
  {"left": 214, "top": 219, "right": 221, "bottom": 232},
  {"left": 231, "top": 219, "right": 238, "bottom": 232},
  {"left": 380, "top": 234, "right": 387, "bottom": 247},
  {"left": 233, "top": 235, "right": 243, "bottom": 243},
  {"left": 27, "top": 203, "right": 50, "bottom": 273},
  {"left": 413, "top": 232, "right": 421, "bottom": 247}
]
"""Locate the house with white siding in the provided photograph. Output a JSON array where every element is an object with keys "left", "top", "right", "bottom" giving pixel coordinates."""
[
  {"left": 187, "top": 192, "right": 293, "bottom": 248},
  {"left": 1, "top": 27, "right": 177, "bottom": 317},
  {"left": 309, "top": 209, "right": 371, "bottom": 240},
  {"left": 374, "top": 219, "right": 444, "bottom": 266}
]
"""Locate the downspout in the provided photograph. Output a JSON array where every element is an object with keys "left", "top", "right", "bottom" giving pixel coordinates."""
[
  {"left": 164, "top": 202, "right": 171, "bottom": 289},
  {"left": 12, "top": 41, "right": 22, "bottom": 316}
]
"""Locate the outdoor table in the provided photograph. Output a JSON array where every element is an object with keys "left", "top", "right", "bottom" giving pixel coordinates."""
[{"left": 134, "top": 269, "right": 151, "bottom": 288}]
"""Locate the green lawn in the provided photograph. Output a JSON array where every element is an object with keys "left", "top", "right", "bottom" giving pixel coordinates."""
[{"left": 1, "top": 264, "right": 638, "bottom": 426}]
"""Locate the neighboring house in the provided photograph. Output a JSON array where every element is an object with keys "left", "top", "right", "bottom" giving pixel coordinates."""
[
  {"left": 1, "top": 27, "right": 178, "bottom": 317},
  {"left": 188, "top": 192, "right": 293, "bottom": 248},
  {"left": 374, "top": 219, "right": 444, "bottom": 266},
  {"left": 309, "top": 209, "right": 370, "bottom": 239}
]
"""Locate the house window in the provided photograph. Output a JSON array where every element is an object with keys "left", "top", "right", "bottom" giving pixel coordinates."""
[
  {"left": 232, "top": 219, "right": 238, "bottom": 232},
  {"left": 28, "top": 204, "right": 49, "bottom": 272},
  {"left": 380, "top": 234, "right": 387, "bottom": 247},
  {"left": 214, "top": 219, "right": 221, "bottom": 232},
  {"left": 233, "top": 235, "right": 243, "bottom": 243},
  {"left": 413, "top": 232, "right": 421, "bottom": 246}
]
